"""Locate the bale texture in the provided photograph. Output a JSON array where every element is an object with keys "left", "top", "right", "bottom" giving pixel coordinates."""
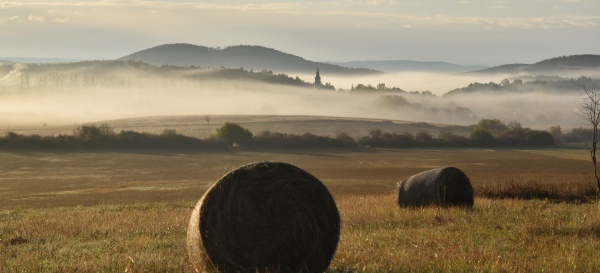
[
  {"left": 187, "top": 162, "right": 340, "bottom": 273},
  {"left": 398, "top": 167, "right": 474, "bottom": 208}
]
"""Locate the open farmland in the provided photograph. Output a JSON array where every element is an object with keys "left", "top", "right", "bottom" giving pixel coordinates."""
[
  {"left": 1, "top": 148, "right": 599, "bottom": 272},
  {"left": 2, "top": 115, "right": 471, "bottom": 139}
]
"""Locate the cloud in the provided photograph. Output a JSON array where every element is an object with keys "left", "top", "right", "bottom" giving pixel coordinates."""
[
  {"left": 54, "top": 17, "right": 70, "bottom": 24},
  {"left": 0, "top": 16, "right": 18, "bottom": 23},
  {"left": 2, "top": 1, "right": 597, "bottom": 32},
  {"left": 0, "top": 2, "right": 22, "bottom": 9},
  {"left": 28, "top": 15, "right": 45, "bottom": 23},
  {"left": 366, "top": 0, "right": 398, "bottom": 5},
  {"left": 490, "top": 1, "right": 512, "bottom": 9},
  {"left": 415, "top": 14, "right": 600, "bottom": 29},
  {"left": 561, "top": 18, "right": 598, "bottom": 27}
]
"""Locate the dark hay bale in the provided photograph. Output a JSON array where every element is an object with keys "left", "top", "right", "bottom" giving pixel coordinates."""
[
  {"left": 187, "top": 162, "right": 340, "bottom": 273},
  {"left": 398, "top": 167, "right": 474, "bottom": 208}
]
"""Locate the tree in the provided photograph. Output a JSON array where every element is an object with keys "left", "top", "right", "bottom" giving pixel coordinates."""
[
  {"left": 474, "top": 119, "right": 508, "bottom": 135},
  {"left": 576, "top": 85, "right": 600, "bottom": 192},
  {"left": 415, "top": 131, "right": 433, "bottom": 144},
  {"left": 204, "top": 115, "right": 211, "bottom": 124},
  {"left": 74, "top": 124, "right": 114, "bottom": 141},
  {"left": 213, "top": 122, "right": 253, "bottom": 147},
  {"left": 508, "top": 121, "right": 522, "bottom": 131},
  {"left": 524, "top": 130, "right": 554, "bottom": 146},
  {"left": 549, "top": 125, "right": 563, "bottom": 143},
  {"left": 470, "top": 127, "right": 493, "bottom": 145}
]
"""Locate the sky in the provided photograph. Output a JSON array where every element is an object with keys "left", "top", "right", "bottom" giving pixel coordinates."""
[{"left": 1, "top": 0, "right": 599, "bottom": 66}]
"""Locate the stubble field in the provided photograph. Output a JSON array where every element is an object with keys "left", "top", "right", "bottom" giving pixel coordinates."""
[{"left": 1, "top": 148, "right": 599, "bottom": 272}]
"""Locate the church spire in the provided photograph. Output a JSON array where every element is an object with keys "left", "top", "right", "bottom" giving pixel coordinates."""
[{"left": 314, "top": 67, "right": 322, "bottom": 87}]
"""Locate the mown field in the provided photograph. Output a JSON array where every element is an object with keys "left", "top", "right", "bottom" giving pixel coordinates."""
[
  {"left": 1, "top": 147, "right": 599, "bottom": 272},
  {"left": 4, "top": 114, "right": 469, "bottom": 139}
]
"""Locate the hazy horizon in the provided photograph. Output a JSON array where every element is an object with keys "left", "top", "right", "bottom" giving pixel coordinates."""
[
  {"left": 1, "top": 0, "right": 598, "bottom": 130},
  {"left": 0, "top": 62, "right": 588, "bottom": 130},
  {"left": 1, "top": 1, "right": 599, "bottom": 66}
]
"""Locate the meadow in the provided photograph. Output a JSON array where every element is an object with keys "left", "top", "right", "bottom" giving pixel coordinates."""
[
  {"left": 1, "top": 147, "right": 599, "bottom": 272},
  {"left": 3, "top": 115, "right": 468, "bottom": 140}
]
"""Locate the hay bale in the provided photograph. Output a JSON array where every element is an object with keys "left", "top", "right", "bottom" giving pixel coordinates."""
[
  {"left": 187, "top": 162, "right": 340, "bottom": 273},
  {"left": 398, "top": 167, "right": 474, "bottom": 208}
]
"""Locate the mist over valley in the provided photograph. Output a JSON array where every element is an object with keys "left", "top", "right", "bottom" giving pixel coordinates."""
[{"left": 1, "top": 44, "right": 599, "bottom": 134}]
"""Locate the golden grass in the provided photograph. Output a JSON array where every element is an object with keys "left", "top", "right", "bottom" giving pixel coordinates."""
[
  {"left": 331, "top": 195, "right": 600, "bottom": 272},
  {"left": 0, "top": 202, "right": 194, "bottom": 272},
  {"left": 4, "top": 115, "right": 454, "bottom": 139},
  {"left": 2, "top": 197, "right": 599, "bottom": 272},
  {"left": 1, "top": 148, "right": 600, "bottom": 272}
]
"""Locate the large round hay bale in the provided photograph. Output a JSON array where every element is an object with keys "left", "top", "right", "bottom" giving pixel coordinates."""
[
  {"left": 187, "top": 162, "right": 340, "bottom": 273},
  {"left": 398, "top": 167, "right": 474, "bottom": 208}
]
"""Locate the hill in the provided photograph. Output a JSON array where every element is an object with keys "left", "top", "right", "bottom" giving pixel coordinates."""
[
  {"left": 470, "top": 54, "right": 600, "bottom": 74},
  {"left": 0, "top": 57, "right": 82, "bottom": 64},
  {"left": 119, "top": 43, "right": 382, "bottom": 76},
  {"left": 328, "top": 60, "right": 487, "bottom": 73},
  {"left": 0, "top": 63, "right": 15, "bottom": 79},
  {"left": 0, "top": 60, "right": 330, "bottom": 90}
]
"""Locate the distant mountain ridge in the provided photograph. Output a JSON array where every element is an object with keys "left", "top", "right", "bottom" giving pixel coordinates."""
[
  {"left": 0, "top": 57, "right": 82, "bottom": 64},
  {"left": 0, "top": 59, "right": 15, "bottom": 65},
  {"left": 119, "top": 43, "right": 382, "bottom": 76},
  {"left": 470, "top": 54, "right": 600, "bottom": 74},
  {"left": 327, "top": 60, "right": 487, "bottom": 73}
]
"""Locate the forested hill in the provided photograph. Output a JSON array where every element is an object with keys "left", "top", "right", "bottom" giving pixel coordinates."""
[
  {"left": 328, "top": 60, "right": 486, "bottom": 73},
  {"left": 0, "top": 60, "right": 333, "bottom": 89},
  {"left": 119, "top": 43, "right": 382, "bottom": 76},
  {"left": 469, "top": 54, "right": 600, "bottom": 74}
]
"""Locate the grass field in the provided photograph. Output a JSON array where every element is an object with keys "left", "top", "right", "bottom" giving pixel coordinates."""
[
  {"left": 3, "top": 114, "right": 470, "bottom": 139},
  {"left": 1, "top": 147, "right": 599, "bottom": 272}
]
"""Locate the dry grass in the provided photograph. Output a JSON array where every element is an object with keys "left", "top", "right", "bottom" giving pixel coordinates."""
[
  {"left": 476, "top": 175, "right": 598, "bottom": 203},
  {"left": 0, "top": 202, "right": 194, "bottom": 272},
  {"left": 1, "top": 148, "right": 600, "bottom": 272},
  {"left": 4, "top": 115, "right": 457, "bottom": 139},
  {"left": 2, "top": 197, "right": 599, "bottom": 272},
  {"left": 331, "top": 195, "right": 600, "bottom": 272}
]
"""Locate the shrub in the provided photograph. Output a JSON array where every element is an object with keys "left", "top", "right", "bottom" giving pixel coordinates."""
[
  {"left": 470, "top": 128, "right": 493, "bottom": 145},
  {"left": 524, "top": 130, "right": 555, "bottom": 146}
]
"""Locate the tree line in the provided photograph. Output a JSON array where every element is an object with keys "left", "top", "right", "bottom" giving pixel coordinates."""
[
  {"left": 444, "top": 76, "right": 600, "bottom": 96},
  {"left": 0, "top": 119, "right": 588, "bottom": 151},
  {"left": 14, "top": 61, "right": 336, "bottom": 91}
]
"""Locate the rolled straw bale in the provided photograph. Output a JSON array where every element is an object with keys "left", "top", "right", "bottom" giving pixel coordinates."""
[
  {"left": 398, "top": 167, "right": 474, "bottom": 208},
  {"left": 187, "top": 162, "right": 340, "bottom": 273}
]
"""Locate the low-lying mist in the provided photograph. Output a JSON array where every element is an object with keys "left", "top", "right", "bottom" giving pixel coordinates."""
[
  {"left": 0, "top": 64, "right": 588, "bottom": 131},
  {"left": 302, "top": 72, "right": 508, "bottom": 96}
]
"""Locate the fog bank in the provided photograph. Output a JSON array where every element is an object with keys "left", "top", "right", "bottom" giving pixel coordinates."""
[{"left": 0, "top": 65, "right": 588, "bottom": 130}]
